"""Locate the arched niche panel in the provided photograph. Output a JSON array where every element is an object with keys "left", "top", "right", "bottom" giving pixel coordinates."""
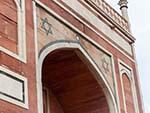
[
  {"left": 0, "top": 0, "right": 18, "bottom": 52},
  {"left": 122, "top": 73, "right": 135, "bottom": 113},
  {"left": 119, "top": 61, "right": 138, "bottom": 113},
  {"left": 0, "top": 0, "right": 26, "bottom": 61}
]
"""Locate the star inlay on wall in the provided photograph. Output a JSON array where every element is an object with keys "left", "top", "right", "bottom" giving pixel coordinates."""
[
  {"left": 101, "top": 57, "right": 110, "bottom": 74},
  {"left": 41, "top": 17, "right": 53, "bottom": 35}
]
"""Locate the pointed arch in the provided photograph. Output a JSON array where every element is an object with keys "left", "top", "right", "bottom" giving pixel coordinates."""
[
  {"left": 122, "top": 72, "right": 135, "bottom": 113},
  {"left": 119, "top": 62, "right": 138, "bottom": 113},
  {"left": 36, "top": 41, "right": 118, "bottom": 113}
]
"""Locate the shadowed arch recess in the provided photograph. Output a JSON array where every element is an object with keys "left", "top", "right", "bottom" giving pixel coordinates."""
[
  {"left": 37, "top": 42, "right": 118, "bottom": 113},
  {"left": 42, "top": 49, "right": 110, "bottom": 113}
]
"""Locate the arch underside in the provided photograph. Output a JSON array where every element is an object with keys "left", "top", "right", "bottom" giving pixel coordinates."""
[{"left": 42, "top": 48, "right": 111, "bottom": 113}]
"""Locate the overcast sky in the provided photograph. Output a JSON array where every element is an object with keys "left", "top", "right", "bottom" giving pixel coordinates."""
[{"left": 105, "top": 0, "right": 150, "bottom": 113}]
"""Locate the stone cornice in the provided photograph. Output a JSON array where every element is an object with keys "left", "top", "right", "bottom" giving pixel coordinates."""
[{"left": 85, "top": 0, "right": 135, "bottom": 43}]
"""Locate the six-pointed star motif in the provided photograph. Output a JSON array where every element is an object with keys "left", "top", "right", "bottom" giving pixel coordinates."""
[{"left": 41, "top": 17, "right": 52, "bottom": 35}]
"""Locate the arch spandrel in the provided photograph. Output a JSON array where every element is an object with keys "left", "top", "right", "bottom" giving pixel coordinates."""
[{"left": 37, "top": 7, "right": 78, "bottom": 52}]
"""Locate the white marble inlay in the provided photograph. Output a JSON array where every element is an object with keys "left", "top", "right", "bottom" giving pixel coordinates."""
[{"left": 0, "top": 72, "right": 23, "bottom": 101}]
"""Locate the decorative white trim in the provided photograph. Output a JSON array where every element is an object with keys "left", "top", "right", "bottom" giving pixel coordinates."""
[
  {"left": 0, "top": 0, "right": 26, "bottom": 63},
  {"left": 33, "top": 2, "right": 43, "bottom": 113},
  {"left": 118, "top": 59, "right": 140, "bottom": 113},
  {"left": 34, "top": 0, "right": 135, "bottom": 63},
  {"left": 111, "top": 57, "right": 121, "bottom": 113},
  {"left": 0, "top": 66, "right": 28, "bottom": 109}
]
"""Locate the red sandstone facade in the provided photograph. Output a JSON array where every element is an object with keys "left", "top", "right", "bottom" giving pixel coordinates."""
[{"left": 0, "top": 0, "right": 144, "bottom": 113}]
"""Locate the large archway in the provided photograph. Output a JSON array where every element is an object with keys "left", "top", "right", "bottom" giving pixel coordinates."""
[
  {"left": 37, "top": 42, "right": 118, "bottom": 113},
  {"left": 42, "top": 48, "right": 109, "bottom": 113}
]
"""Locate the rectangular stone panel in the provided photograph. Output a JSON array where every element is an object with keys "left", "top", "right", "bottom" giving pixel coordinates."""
[
  {"left": 0, "top": 66, "right": 28, "bottom": 108},
  {"left": 0, "top": 71, "right": 23, "bottom": 102}
]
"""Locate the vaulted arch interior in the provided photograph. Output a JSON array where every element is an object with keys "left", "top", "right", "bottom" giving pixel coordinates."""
[{"left": 42, "top": 49, "right": 110, "bottom": 113}]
